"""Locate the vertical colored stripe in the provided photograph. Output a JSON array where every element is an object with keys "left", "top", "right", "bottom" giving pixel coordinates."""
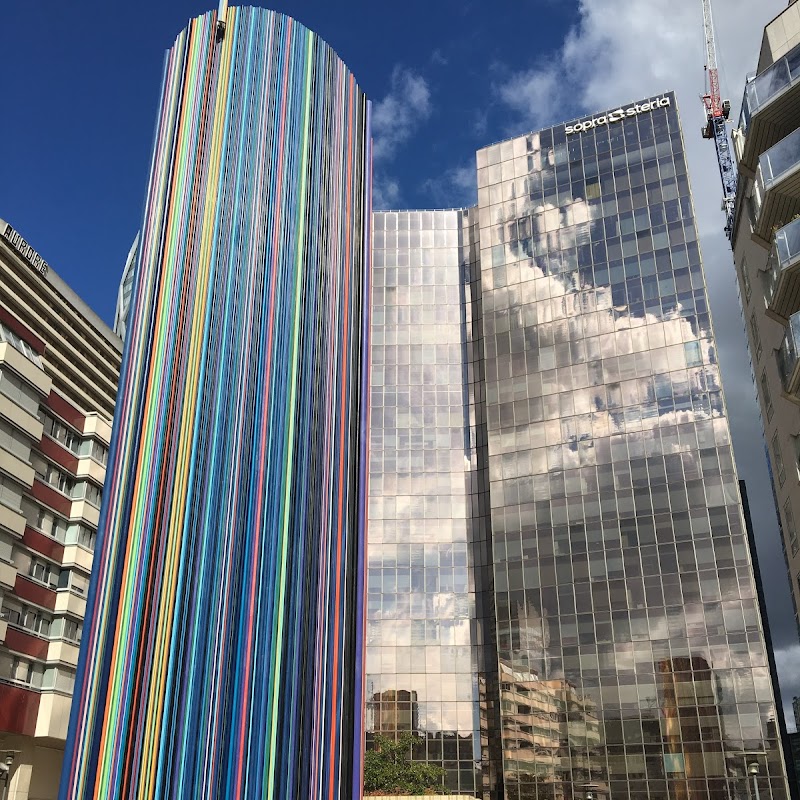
[{"left": 60, "top": 7, "right": 371, "bottom": 800}]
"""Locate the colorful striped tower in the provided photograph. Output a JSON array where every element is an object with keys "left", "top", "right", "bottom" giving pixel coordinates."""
[{"left": 59, "top": 7, "right": 371, "bottom": 800}]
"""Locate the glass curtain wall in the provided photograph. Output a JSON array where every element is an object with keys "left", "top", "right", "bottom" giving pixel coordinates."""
[
  {"left": 476, "top": 94, "right": 788, "bottom": 800},
  {"left": 368, "top": 209, "right": 503, "bottom": 798}
]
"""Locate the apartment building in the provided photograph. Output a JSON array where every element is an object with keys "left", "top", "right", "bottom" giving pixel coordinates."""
[
  {"left": 0, "top": 218, "right": 121, "bottom": 800},
  {"left": 731, "top": 1, "right": 800, "bottom": 641}
]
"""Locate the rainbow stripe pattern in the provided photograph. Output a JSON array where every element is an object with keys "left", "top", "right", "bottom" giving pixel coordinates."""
[{"left": 60, "top": 7, "right": 370, "bottom": 799}]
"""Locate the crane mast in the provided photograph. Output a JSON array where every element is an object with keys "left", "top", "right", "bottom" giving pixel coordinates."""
[{"left": 700, "top": 0, "right": 737, "bottom": 239}]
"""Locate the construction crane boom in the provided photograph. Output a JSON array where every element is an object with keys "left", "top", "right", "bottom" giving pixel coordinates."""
[{"left": 700, "top": 0, "right": 737, "bottom": 239}]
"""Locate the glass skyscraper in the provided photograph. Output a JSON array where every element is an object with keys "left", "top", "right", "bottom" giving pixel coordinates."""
[
  {"left": 367, "top": 209, "right": 502, "bottom": 796},
  {"left": 367, "top": 93, "right": 791, "bottom": 800}
]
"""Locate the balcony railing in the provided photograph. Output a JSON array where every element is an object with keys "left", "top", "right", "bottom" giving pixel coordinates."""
[
  {"left": 738, "top": 42, "right": 800, "bottom": 172},
  {"left": 762, "top": 126, "right": 800, "bottom": 187},
  {"left": 752, "top": 127, "right": 800, "bottom": 242},
  {"left": 741, "top": 45, "right": 800, "bottom": 131},
  {"left": 778, "top": 311, "right": 800, "bottom": 399},
  {"left": 765, "top": 216, "right": 800, "bottom": 321}
]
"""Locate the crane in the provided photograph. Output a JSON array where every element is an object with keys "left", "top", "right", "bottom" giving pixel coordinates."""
[{"left": 700, "top": 0, "right": 737, "bottom": 239}]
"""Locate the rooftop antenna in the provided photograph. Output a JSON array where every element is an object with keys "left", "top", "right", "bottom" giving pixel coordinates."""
[{"left": 217, "top": 0, "right": 228, "bottom": 42}]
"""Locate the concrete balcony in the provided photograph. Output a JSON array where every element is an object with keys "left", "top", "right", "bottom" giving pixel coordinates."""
[
  {"left": 778, "top": 311, "right": 800, "bottom": 402},
  {"left": 34, "top": 691, "right": 72, "bottom": 741},
  {"left": 751, "top": 127, "right": 800, "bottom": 245},
  {"left": 0, "top": 618, "right": 7, "bottom": 643},
  {"left": 0, "top": 558, "right": 17, "bottom": 590},
  {"left": 82, "top": 412, "right": 112, "bottom": 445},
  {"left": 0, "top": 501, "right": 26, "bottom": 537},
  {"left": 75, "top": 456, "right": 105, "bottom": 484},
  {"left": 0, "top": 397, "right": 43, "bottom": 443},
  {"left": 61, "top": 544, "right": 93, "bottom": 572},
  {"left": 739, "top": 41, "right": 800, "bottom": 173},
  {"left": 766, "top": 217, "right": 800, "bottom": 321},
  {"left": 54, "top": 590, "right": 86, "bottom": 618},
  {"left": 0, "top": 448, "right": 34, "bottom": 490},
  {"left": 70, "top": 498, "right": 100, "bottom": 528},
  {"left": 0, "top": 341, "right": 52, "bottom": 398},
  {"left": 47, "top": 639, "right": 80, "bottom": 668}
]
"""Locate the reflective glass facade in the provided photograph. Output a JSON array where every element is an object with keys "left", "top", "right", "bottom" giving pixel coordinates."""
[
  {"left": 367, "top": 92, "right": 790, "bottom": 800},
  {"left": 368, "top": 210, "right": 503, "bottom": 796},
  {"left": 478, "top": 94, "right": 788, "bottom": 800}
]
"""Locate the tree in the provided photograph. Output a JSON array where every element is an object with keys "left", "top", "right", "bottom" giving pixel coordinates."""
[{"left": 364, "top": 733, "right": 449, "bottom": 795}]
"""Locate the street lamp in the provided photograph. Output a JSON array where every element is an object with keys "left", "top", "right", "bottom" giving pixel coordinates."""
[
  {"left": 0, "top": 753, "right": 15, "bottom": 800},
  {"left": 748, "top": 762, "right": 761, "bottom": 800}
]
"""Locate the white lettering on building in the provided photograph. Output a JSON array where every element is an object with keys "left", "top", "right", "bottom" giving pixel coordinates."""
[
  {"left": 2, "top": 223, "right": 49, "bottom": 277},
  {"left": 565, "top": 96, "right": 671, "bottom": 135}
]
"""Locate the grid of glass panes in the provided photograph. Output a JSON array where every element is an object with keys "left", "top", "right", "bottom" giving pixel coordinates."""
[
  {"left": 367, "top": 209, "right": 501, "bottom": 797},
  {"left": 476, "top": 95, "right": 789, "bottom": 800}
]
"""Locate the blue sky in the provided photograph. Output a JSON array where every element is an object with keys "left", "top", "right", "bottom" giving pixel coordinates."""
[
  {"left": 4, "top": 0, "right": 800, "bottom": 724},
  {"left": 1, "top": 0, "right": 576, "bottom": 325}
]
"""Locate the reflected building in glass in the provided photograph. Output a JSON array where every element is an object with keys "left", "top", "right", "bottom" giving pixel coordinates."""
[
  {"left": 367, "top": 92, "right": 791, "bottom": 800},
  {"left": 368, "top": 209, "right": 504, "bottom": 795}
]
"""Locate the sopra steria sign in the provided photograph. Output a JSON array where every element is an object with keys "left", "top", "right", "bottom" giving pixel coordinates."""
[
  {"left": 1, "top": 222, "right": 49, "bottom": 277},
  {"left": 566, "top": 96, "right": 671, "bottom": 135}
]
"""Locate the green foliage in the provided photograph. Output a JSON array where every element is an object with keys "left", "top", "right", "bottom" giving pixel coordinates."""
[{"left": 364, "top": 733, "right": 448, "bottom": 795}]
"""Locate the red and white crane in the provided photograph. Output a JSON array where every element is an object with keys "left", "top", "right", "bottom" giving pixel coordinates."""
[{"left": 700, "top": 0, "right": 737, "bottom": 238}]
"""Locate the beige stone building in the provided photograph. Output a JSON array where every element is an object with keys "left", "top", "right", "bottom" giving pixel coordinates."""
[
  {"left": 0, "top": 219, "right": 121, "bottom": 799},
  {"left": 732, "top": 1, "right": 800, "bottom": 642}
]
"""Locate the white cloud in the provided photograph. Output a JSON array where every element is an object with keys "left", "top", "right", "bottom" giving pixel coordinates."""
[
  {"left": 372, "top": 66, "right": 433, "bottom": 209},
  {"left": 372, "top": 176, "right": 401, "bottom": 212},
  {"left": 420, "top": 161, "right": 477, "bottom": 208},
  {"left": 496, "top": 64, "right": 562, "bottom": 130},
  {"left": 372, "top": 66, "right": 432, "bottom": 163},
  {"left": 493, "top": 0, "right": 784, "bottom": 233}
]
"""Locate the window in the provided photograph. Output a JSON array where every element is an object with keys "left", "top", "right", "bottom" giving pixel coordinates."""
[
  {"left": 93, "top": 440, "right": 108, "bottom": 465},
  {"left": 761, "top": 370, "right": 774, "bottom": 422},
  {"left": 58, "top": 569, "right": 89, "bottom": 596},
  {"left": 0, "top": 536, "right": 12, "bottom": 564},
  {"left": 0, "top": 368, "right": 40, "bottom": 416},
  {"left": 32, "top": 455, "right": 74, "bottom": 496},
  {"left": 773, "top": 432, "right": 787, "bottom": 487},
  {"left": 40, "top": 666, "right": 74, "bottom": 694},
  {"left": 77, "top": 524, "right": 96, "bottom": 550},
  {"left": 740, "top": 256, "right": 752, "bottom": 304},
  {"left": 785, "top": 499, "right": 799, "bottom": 557},
  {"left": 74, "top": 481, "right": 102, "bottom": 508},
  {"left": 0, "top": 653, "right": 34, "bottom": 686},
  {"left": 0, "top": 322, "right": 43, "bottom": 367},
  {"left": 5, "top": 600, "right": 52, "bottom": 637},
  {"left": 62, "top": 618, "right": 82, "bottom": 643},
  {"left": 79, "top": 438, "right": 108, "bottom": 466},
  {"left": 750, "top": 313, "right": 762, "bottom": 361},
  {"left": 28, "top": 557, "right": 59, "bottom": 589},
  {"left": 65, "top": 522, "right": 96, "bottom": 551},
  {"left": 0, "top": 419, "right": 30, "bottom": 461},
  {"left": 33, "top": 507, "right": 67, "bottom": 542},
  {"left": 41, "top": 412, "right": 80, "bottom": 454},
  {"left": 52, "top": 617, "right": 82, "bottom": 644},
  {"left": 50, "top": 465, "right": 73, "bottom": 495},
  {"left": 0, "top": 475, "right": 23, "bottom": 511}
]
